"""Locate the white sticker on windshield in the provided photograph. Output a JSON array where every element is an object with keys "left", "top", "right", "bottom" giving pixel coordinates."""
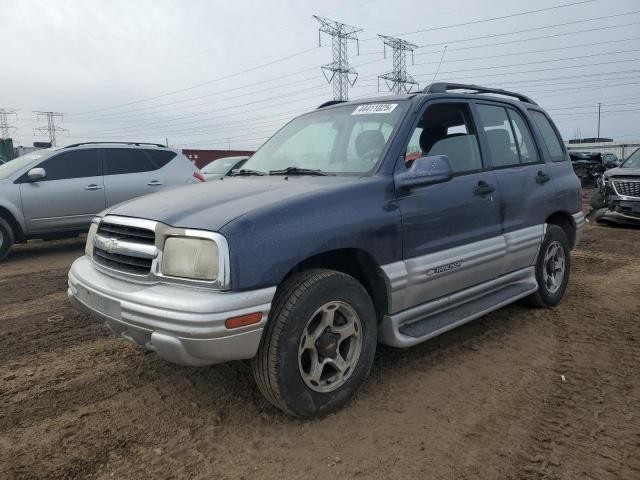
[{"left": 352, "top": 103, "right": 398, "bottom": 115}]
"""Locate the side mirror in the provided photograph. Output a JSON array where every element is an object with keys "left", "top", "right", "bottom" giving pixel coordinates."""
[
  {"left": 27, "top": 167, "right": 46, "bottom": 181},
  {"left": 604, "top": 160, "right": 617, "bottom": 169},
  {"left": 395, "top": 155, "right": 454, "bottom": 191}
]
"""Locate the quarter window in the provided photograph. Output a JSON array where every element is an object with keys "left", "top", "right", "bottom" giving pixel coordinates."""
[
  {"left": 144, "top": 149, "right": 177, "bottom": 169},
  {"left": 39, "top": 150, "right": 101, "bottom": 181},
  {"left": 103, "top": 148, "right": 155, "bottom": 175},
  {"left": 529, "top": 111, "right": 566, "bottom": 162}
]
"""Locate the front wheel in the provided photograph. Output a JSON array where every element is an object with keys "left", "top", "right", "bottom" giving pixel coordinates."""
[
  {"left": 0, "top": 217, "right": 14, "bottom": 262},
  {"left": 252, "top": 269, "right": 377, "bottom": 418},
  {"left": 525, "top": 224, "right": 571, "bottom": 308}
]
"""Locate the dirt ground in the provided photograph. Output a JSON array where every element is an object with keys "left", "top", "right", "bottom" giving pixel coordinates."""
[{"left": 1, "top": 193, "right": 639, "bottom": 480}]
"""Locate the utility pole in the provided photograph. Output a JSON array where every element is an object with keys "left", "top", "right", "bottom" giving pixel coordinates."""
[
  {"left": 313, "top": 15, "right": 361, "bottom": 101},
  {"left": 597, "top": 102, "right": 601, "bottom": 139},
  {"left": 378, "top": 35, "right": 419, "bottom": 94},
  {"left": 0, "top": 108, "right": 18, "bottom": 139},
  {"left": 33, "top": 111, "right": 67, "bottom": 146}
]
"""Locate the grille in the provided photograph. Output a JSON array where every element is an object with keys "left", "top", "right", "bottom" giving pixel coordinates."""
[
  {"left": 613, "top": 179, "right": 640, "bottom": 198},
  {"left": 93, "top": 221, "right": 156, "bottom": 275}
]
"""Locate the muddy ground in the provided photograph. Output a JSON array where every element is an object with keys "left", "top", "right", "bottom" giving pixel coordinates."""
[{"left": 1, "top": 194, "right": 639, "bottom": 480}]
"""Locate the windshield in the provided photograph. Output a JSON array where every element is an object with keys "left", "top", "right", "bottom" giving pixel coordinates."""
[
  {"left": 202, "top": 157, "right": 246, "bottom": 174},
  {"left": 241, "top": 101, "right": 409, "bottom": 175},
  {"left": 0, "top": 150, "right": 53, "bottom": 180},
  {"left": 622, "top": 148, "right": 640, "bottom": 168}
]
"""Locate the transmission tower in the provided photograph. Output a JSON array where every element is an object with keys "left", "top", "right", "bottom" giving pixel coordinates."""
[
  {"left": 33, "top": 111, "right": 67, "bottom": 146},
  {"left": 0, "top": 108, "right": 18, "bottom": 139},
  {"left": 313, "top": 15, "right": 362, "bottom": 101},
  {"left": 377, "top": 35, "right": 419, "bottom": 95}
]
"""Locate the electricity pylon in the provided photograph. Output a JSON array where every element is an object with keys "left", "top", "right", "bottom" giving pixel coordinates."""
[
  {"left": 33, "top": 111, "right": 67, "bottom": 146},
  {"left": 378, "top": 34, "right": 419, "bottom": 94}
]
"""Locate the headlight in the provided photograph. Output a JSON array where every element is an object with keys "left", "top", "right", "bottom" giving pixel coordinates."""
[
  {"left": 85, "top": 220, "right": 99, "bottom": 257},
  {"left": 161, "top": 237, "right": 219, "bottom": 281}
]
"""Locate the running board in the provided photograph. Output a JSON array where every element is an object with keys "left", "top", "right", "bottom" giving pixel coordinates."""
[{"left": 378, "top": 267, "right": 538, "bottom": 348}]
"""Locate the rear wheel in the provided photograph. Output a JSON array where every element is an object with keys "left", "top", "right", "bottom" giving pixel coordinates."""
[
  {"left": 252, "top": 269, "right": 377, "bottom": 418},
  {"left": 0, "top": 217, "right": 14, "bottom": 262},
  {"left": 525, "top": 225, "right": 571, "bottom": 308}
]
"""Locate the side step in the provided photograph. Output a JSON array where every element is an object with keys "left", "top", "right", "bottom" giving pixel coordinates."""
[{"left": 399, "top": 281, "right": 537, "bottom": 339}]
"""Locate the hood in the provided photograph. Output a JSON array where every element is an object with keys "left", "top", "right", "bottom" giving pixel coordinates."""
[
  {"left": 104, "top": 175, "right": 365, "bottom": 231},
  {"left": 605, "top": 167, "right": 640, "bottom": 177}
]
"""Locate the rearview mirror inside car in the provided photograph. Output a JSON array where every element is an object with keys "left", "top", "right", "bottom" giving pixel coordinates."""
[
  {"left": 27, "top": 167, "right": 46, "bottom": 181},
  {"left": 395, "top": 155, "right": 454, "bottom": 191}
]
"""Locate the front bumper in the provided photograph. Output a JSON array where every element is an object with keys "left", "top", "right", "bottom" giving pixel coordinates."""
[{"left": 68, "top": 255, "right": 276, "bottom": 366}]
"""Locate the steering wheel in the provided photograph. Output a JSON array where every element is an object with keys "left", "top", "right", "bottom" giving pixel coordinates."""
[{"left": 359, "top": 149, "right": 381, "bottom": 165}]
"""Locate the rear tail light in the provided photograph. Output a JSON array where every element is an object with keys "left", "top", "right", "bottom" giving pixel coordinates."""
[{"left": 193, "top": 171, "right": 206, "bottom": 182}]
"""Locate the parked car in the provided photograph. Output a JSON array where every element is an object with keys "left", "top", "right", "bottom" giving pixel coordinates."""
[
  {"left": 68, "top": 83, "right": 583, "bottom": 417},
  {"left": 569, "top": 151, "right": 621, "bottom": 186},
  {"left": 0, "top": 142, "right": 204, "bottom": 260},
  {"left": 590, "top": 147, "right": 640, "bottom": 225},
  {"left": 200, "top": 156, "right": 249, "bottom": 181}
]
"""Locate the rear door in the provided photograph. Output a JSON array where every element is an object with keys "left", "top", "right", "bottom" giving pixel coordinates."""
[
  {"left": 395, "top": 100, "right": 503, "bottom": 308},
  {"left": 474, "top": 102, "right": 555, "bottom": 275},
  {"left": 19, "top": 148, "right": 105, "bottom": 233},
  {"left": 102, "top": 148, "right": 166, "bottom": 206}
]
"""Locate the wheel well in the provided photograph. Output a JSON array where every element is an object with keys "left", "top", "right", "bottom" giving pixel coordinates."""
[
  {"left": 0, "top": 206, "right": 24, "bottom": 242},
  {"left": 281, "top": 249, "right": 389, "bottom": 323},
  {"left": 546, "top": 212, "right": 575, "bottom": 248}
]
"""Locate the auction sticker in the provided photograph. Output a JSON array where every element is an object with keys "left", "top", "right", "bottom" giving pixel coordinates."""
[{"left": 352, "top": 103, "right": 398, "bottom": 115}]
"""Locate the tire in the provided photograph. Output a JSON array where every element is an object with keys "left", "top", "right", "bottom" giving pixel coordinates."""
[
  {"left": 525, "top": 225, "right": 571, "bottom": 308},
  {"left": 0, "top": 217, "right": 14, "bottom": 262},
  {"left": 252, "top": 269, "right": 377, "bottom": 418}
]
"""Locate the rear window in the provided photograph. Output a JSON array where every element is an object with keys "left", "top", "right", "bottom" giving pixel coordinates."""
[
  {"left": 144, "top": 149, "right": 177, "bottom": 169},
  {"left": 103, "top": 148, "right": 155, "bottom": 175},
  {"left": 529, "top": 111, "right": 566, "bottom": 162}
]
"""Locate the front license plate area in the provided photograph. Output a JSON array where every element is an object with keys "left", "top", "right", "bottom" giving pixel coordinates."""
[{"left": 76, "top": 285, "right": 122, "bottom": 319}]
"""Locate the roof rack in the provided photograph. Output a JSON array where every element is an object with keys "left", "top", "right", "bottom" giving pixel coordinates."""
[
  {"left": 423, "top": 82, "right": 538, "bottom": 105},
  {"left": 64, "top": 141, "right": 167, "bottom": 149},
  {"left": 317, "top": 100, "right": 347, "bottom": 109}
]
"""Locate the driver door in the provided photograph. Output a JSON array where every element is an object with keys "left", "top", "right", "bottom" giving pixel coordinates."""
[
  {"left": 394, "top": 101, "right": 503, "bottom": 309},
  {"left": 19, "top": 149, "right": 105, "bottom": 233}
]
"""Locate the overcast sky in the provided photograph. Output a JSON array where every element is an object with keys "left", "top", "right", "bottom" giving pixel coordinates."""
[{"left": 2, "top": 0, "right": 640, "bottom": 149}]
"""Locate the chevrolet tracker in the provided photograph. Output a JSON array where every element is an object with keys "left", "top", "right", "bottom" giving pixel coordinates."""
[{"left": 68, "top": 83, "right": 584, "bottom": 417}]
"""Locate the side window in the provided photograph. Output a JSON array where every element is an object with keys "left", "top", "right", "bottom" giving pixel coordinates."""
[
  {"left": 529, "top": 111, "right": 566, "bottom": 162},
  {"left": 103, "top": 148, "right": 155, "bottom": 175},
  {"left": 404, "top": 103, "right": 482, "bottom": 174},
  {"left": 476, "top": 104, "right": 520, "bottom": 168},
  {"left": 144, "top": 150, "right": 177, "bottom": 169},
  {"left": 40, "top": 150, "right": 101, "bottom": 181},
  {"left": 506, "top": 108, "right": 539, "bottom": 164}
]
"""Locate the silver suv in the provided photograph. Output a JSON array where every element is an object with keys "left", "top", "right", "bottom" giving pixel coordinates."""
[{"left": 0, "top": 142, "right": 202, "bottom": 260}]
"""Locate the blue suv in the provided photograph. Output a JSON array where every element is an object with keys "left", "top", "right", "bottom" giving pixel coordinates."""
[{"left": 68, "top": 83, "right": 584, "bottom": 417}]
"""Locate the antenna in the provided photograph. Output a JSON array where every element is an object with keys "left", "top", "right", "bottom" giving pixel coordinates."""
[
  {"left": 313, "top": 15, "right": 362, "bottom": 101},
  {"left": 0, "top": 108, "right": 18, "bottom": 139},
  {"left": 33, "top": 111, "right": 67, "bottom": 146},
  {"left": 377, "top": 35, "right": 419, "bottom": 94}
]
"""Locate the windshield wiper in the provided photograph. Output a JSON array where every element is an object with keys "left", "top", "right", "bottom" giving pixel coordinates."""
[
  {"left": 269, "top": 167, "right": 332, "bottom": 176},
  {"left": 229, "top": 168, "right": 266, "bottom": 176}
]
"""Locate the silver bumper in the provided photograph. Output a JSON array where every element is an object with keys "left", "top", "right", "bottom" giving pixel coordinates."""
[{"left": 68, "top": 255, "right": 276, "bottom": 366}]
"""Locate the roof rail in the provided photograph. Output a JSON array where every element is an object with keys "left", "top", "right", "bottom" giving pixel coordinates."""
[
  {"left": 64, "top": 141, "right": 167, "bottom": 149},
  {"left": 317, "top": 100, "right": 347, "bottom": 109},
  {"left": 423, "top": 82, "right": 538, "bottom": 105}
]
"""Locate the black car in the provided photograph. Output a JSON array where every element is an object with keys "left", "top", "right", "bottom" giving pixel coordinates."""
[
  {"left": 591, "top": 147, "right": 640, "bottom": 225},
  {"left": 570, "top": 151, "right": 619, "bottom": 185}
]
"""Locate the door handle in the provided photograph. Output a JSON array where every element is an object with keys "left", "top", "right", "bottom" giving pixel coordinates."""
[
  {"left": 84, "top": 184, "right": 102, "bottom": 191},
  {"left": 535, "top": 171, "right": 550, "bottom": 184},
  {"left": 473, "top": 181, "right": 495, "bottom": 196},
  {"left": 147, "top": 181, "right": 163, "bottom": 186}
]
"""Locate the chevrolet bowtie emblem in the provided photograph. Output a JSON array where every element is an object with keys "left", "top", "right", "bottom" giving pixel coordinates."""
[{"left": 104, "top": 238, "right": 119, "bottom": 254}]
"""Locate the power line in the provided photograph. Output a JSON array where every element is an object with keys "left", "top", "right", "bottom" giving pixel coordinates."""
[
  {"left": 416, "top": 9, "right": 640, "bottom": 49},
  {"left": 33, "top": 111, "right": 67, "bottom": 146},
  {"left": 68, "top": 45, "right": 326, "bottom": 116},
  {"left": 314, "top": 15, "right": 362, "bottom": 101},
  {"left": 0, "top": 108, "right": 18, "bottom": 139},
  {"left": 377, "top": 34, "right": 419, "bottom": 94}
]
